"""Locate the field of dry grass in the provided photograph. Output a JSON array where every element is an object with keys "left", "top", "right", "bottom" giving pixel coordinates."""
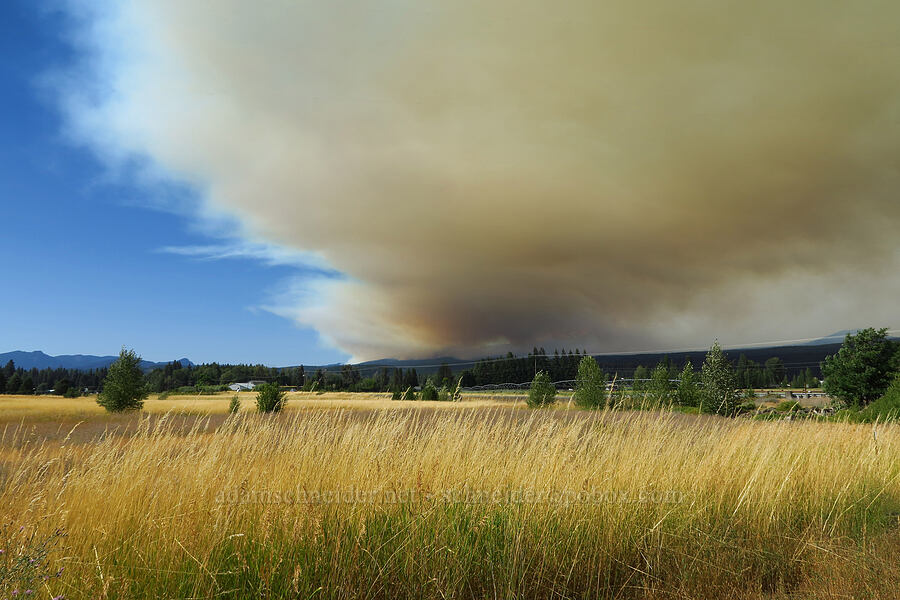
[{"left": 1, "top": 393, "right": 899, "bottom": 599}]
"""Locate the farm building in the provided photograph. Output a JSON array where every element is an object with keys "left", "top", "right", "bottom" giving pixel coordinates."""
[{"left": 228, "top": 380, "right": 266, "bottom": 391}]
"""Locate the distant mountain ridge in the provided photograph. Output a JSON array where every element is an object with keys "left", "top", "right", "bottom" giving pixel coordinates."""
[{"left": 0, "top": 350, "right": 193, "bottom": 371}]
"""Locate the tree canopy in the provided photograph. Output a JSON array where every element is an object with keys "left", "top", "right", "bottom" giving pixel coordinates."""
[
  {"left": 822, "top": 328, "right": 900, "bottom": 406},
  {"left": 97, "top": 348, "right": 149, "bottom": 412}
]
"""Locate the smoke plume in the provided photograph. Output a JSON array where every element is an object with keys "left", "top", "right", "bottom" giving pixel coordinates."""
[{"left": 59, "top": 0, "right": 900, "bottom": 359}]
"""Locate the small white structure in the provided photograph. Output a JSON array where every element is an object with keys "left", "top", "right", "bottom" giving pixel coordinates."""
[{"left": 228, "top": 380, "right": 266, "bottom": 392}]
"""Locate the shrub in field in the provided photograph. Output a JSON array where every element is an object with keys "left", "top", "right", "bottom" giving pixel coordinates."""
[
  {"left": 420, "top": 379, "right": 439, "bottom": 401},
  {"left": 255, "top": 383, "right": 286, "bottom": 413},
  {"left": 97, "top": 347, "right": 148, "bottom": 412},
  {"left": 228, "top": 394, "right": 241, "bottom": 414},
  {"left": 853, "top": 374, "right": 900, "bottom": 422},
  {"left": 822, "top": 328, "right": 900, "bottom": 406},
  {"left": 776, "top": 399, "right": 801, "bottom": 413},
  {"left": 738, "top": 400, "right": 758, "bottom": 414},
  {"left": 527, "top": 370, "right": 556, "bottom": 407},
  {"left": 574, "top": 356, "right": 606, "bottom": 409},
  {"left": 701, "top": 341, "right": 738, "bottom": 416}
]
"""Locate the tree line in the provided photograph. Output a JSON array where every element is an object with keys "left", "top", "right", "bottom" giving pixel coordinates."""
[{"left": 0, "top": 360, "right": 107, "bottom": 396}]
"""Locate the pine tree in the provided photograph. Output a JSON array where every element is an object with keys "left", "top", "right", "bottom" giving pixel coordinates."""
[
  {"left": 97, "top": 348, "right": 149, "bottom": 412},
  {"left": 19, "top": 376, "right": 35, "bottom": 395},
  {"left": 632, "top": 365, "right": 650, "bottom": 391},
  {"left": 648, "top": 363, "right": 674, "bottom": 406},
  {"left": 574, "top": 356, "right": 607, "bottom": 409},
  {"left": 436, "top": 363, "right": 454, "bottom": 387},
  {"left": 6, "top": 373, "right": 21, "bottom": 395},
  {"left": 527, "top": 370, "right": 557, "bottom": 408},
  {"left": 676, "top": 361, "right": 700, "bottom": 407},
  {"left": 700, "top": 341, "right": 738, "bottom": 416}
]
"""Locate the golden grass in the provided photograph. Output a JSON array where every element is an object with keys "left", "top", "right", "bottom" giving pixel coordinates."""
[
  {"left": 1, "top": 397, "right": 899, "bottom": 598},
  {"left": 0, "top": 391, "right": 533, "bottom": 421}
]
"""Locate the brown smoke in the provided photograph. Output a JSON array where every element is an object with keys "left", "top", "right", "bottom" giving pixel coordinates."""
[{"left": 62, "top": 0, "right": 900, "bottom": 359}]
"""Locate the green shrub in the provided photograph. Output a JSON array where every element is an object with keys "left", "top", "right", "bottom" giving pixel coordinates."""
[
  {"left": 738, "top": 400, "right": 758, "bottom": 414},
  {"left": 527, "top": 371, "right": 556, "bottom": 408},
  {"left": 775, "top": 399, "right": 801, "bottom": 413},
  {"left": 853, "top": 374, "right": 900, "bottom": 422},
  {"left": 255, "top": 383, "right": 286, "bottom": 413},
  {"left": 228, "top": 394, "right": 241, "bottom": 414},
  {"left": 574, "top": 356, "right": 606, "bottom": 409},
  {"left": 420, "top": 380, "right": 439, "bottom": 401}
]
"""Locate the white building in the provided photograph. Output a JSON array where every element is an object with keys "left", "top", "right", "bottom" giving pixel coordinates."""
[{"left": 228, "top": 380, "right": 266, "bottom": 392}]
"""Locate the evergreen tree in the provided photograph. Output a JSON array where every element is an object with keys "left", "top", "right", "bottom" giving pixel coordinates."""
[
  {"left": 527, "top": 370, "right": 557, "bottom": 408},
  {"left": 574, "top": 356, "right": 607, "bottom": 409},
  {"left": 647, "top": 363, "right": 674, "bottom": 406},
  {"left": 436, "top": 363, "right": 454, "bottom": 387},
  {"left": 19, "top": 376, "right": 35, "bottom": 395},
  {"left": 53, "top": 378, "right": 71, "bottom": 396},
  {"left": 255, "top": 382, "right": 286, "bottom": 413},
  {"left": 404, "top": 368, "right": 419, "bottom": 389},
  {"left": 97, "top": 348, "right": 149, "bottom": 412},
  {"left": 420, "top": 378, "right": 439, "bottom": 401},
  {"left": 764, "top": 357, "right": 785, "bottom": 387},
  {"left": 632, "top": 365, "right": 650, "bottom": 391},
  {"left": 6, "top": 373, "right": 21, "bottom": 395},
  {"left": 676, "top": 361, "right": 700, "bottom": 406},
  {"left": 0, "top": 372, "right": 5, "bottom": 394},
  {"left": 700, "top": 341, "right": 738, "bottom": 416}
]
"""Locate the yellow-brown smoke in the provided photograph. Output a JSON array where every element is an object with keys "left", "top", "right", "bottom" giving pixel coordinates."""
[{"left": 61, "top": 0, "right": 900, "bottom": 359}]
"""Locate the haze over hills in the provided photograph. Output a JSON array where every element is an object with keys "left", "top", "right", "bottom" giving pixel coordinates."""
[{"left": 0, "top": 350, "right": 192, "bottom": 372}]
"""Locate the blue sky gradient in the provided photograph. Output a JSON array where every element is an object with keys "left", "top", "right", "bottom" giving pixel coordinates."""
[{"left": 0, "top": 2, "right": 349, "bottom": 366}]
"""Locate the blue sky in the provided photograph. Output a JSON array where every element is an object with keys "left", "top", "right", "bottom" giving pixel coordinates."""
[{"left": 0, "top": 2, "right": 349, "bottom": 366}]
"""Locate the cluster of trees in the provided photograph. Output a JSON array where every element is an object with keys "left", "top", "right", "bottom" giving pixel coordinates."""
[
  {"left": 465, "top": 347, "right": 822, "bottom": 389},
  {"left": 469, "top": 348, "right": 591, "bottom": 385},
  {"left": 0, "top": 360, "right": 106, "bottom": 396},
  {"left": 96, "top": 349, "right": 294, "bottom": 414},
  {"left": 526, "top": 328, "right": 900, "bottom": 416},
  {"left": 630, "top": 355, "right": 818, "bottom": 391},
  {"left": 528, "top": 342, "right": 748, "bottom": 416},
  {"left": 145, "top": 361, "right": 306, "bottom": 392},
  {"left": 142, "top": 360, "right": 446, "bottom": 395}
]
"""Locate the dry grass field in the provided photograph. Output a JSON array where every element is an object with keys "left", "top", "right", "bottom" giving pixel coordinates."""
[{"left": 1, "top": 392, "right": 899, "bottom": 599}]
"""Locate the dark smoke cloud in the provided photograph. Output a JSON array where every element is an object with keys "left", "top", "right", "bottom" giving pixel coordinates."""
[{"left": 59, "top": 0, "right": 900, "bottom": 359}]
